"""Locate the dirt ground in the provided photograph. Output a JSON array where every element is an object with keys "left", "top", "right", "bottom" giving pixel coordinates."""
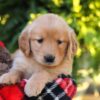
[{"left": 74, "top": 95, "right": 100, "bottom": 100}]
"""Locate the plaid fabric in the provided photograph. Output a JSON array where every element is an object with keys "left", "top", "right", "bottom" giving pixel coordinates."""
[
  {"left": 27, "top": 74, "right": 77, "bottom": 100},
  {"left": 0, "top": 74, "right": 77, "bottom": 100}
]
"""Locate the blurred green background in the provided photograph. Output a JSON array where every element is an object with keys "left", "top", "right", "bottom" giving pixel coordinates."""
[{"left": 0, "top": 0, "right": 100, "bottom": 99}]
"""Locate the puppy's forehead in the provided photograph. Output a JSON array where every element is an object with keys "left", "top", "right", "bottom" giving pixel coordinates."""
[
  {"left": 31, "top": 14, "right": 68, "bottom": 39},
  {"left": 31, "top": 24, "right": 68, "bottom": 40}
]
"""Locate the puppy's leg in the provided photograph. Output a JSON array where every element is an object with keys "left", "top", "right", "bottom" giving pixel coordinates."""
[
  {"left": 24, "top": 71, "right": 49, "bottom": 97},
  {"left": 0, "top": 70, "right": 22, "bottom": 84}
]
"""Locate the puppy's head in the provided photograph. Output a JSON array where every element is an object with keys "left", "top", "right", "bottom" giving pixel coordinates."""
[{"left": 19, "top": 14, "right": 78, "bottom": 67}]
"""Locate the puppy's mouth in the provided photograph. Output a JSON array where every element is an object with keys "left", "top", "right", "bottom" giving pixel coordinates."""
[
  {"left": 44, "top": 62, "right": 55, "bottom": 66},
  {"left": 42, "top": 62, "right": 58, "bottom": 68},
  {"left": 36, "top": 59, "right": 57, "bottom": 67}
]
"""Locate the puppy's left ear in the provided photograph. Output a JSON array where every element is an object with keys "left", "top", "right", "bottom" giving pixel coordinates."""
[{"left": 66, "top": 27, "right": 78, "bottom": 60}]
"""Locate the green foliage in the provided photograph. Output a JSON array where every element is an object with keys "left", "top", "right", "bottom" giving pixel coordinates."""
[{"left": 0, "top": 0, "right": 100, "bottom": 80}]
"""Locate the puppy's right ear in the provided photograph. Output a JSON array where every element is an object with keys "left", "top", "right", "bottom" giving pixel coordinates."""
[
  {"left": 19, "top": 27, "right": 31, "bottom": 56},
  {"left": 66, "top": 27, "right": 78, "bottom": 60}
]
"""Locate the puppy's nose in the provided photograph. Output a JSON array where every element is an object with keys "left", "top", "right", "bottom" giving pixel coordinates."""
[{"left": 44, "top": 55, "right": 55, "bottom": 63}]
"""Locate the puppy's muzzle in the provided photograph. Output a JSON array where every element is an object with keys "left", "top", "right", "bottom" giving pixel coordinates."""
[{"left": 44, "top": 55, "right": 55, "bottom": 64}]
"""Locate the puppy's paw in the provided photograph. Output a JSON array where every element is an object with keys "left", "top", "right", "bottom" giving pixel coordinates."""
[
  {"left": 0, "top": 73, "right": 20, "bottom": 84},
  {"left": 24, "top": 80, "right": 44, "bottom": 97}
]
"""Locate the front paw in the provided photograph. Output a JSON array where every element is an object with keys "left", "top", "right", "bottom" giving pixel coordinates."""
[
  {"left": 24, "top": 80, "right": 44, "bottom": 97},
  {"left": 0, "top": 73, "right": 20, "bottom": 84}
]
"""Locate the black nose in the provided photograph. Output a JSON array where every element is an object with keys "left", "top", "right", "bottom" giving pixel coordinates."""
[{"left": 44, "top": 55, "right": 55, "bottom": 63}]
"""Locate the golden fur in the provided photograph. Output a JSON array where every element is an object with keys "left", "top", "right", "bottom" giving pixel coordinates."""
[{"left": 0, "top": 14, "right": 78, "bottom": 97}]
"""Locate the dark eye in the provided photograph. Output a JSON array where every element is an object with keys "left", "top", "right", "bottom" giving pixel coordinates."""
[
  {"left": 57, "top": 40, "right": 63, "bottom": 45},
  {"left": 37, "top": 38, "right": 43, "bottom": 43}
]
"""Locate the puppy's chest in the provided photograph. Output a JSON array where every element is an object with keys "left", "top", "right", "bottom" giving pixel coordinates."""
[
  {"left": 24, "top": 63, "right": 42, "bottom": 79},
  {"left": 24, "top": 68, "right": 34, "bottom": 79}
]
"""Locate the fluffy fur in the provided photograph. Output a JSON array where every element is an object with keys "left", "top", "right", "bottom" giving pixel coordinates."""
[{"left": 0, "top": 14, "right": 78, "bottom": 97}]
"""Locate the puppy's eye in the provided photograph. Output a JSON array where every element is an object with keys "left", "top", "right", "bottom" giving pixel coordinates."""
[
  {"left": 37, "top": 38, "right": 43, "bottom": 43},
  {"left": 57, "top": 40, "right": 63, "bottom": 45}
]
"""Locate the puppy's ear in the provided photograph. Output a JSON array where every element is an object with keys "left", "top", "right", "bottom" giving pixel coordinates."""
[
  {"left": 19, "top": 27, "right": 31, "bottom": 56},
  {"left": 66, "top": 27, "right": 78, "bottom": 60}
]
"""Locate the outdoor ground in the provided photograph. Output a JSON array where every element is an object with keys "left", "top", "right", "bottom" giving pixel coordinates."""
[{"left": 74, "top": 95, "right": 100, "bottom": 100}]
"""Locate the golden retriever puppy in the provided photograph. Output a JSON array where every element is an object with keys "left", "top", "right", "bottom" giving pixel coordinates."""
[{"left": 0, "top": 14, "right": 78, "bottom": 97}]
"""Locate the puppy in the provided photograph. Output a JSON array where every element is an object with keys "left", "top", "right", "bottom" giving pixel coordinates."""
[{"left": 0, "top": 14, "right": 78, "bottom": 97}]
